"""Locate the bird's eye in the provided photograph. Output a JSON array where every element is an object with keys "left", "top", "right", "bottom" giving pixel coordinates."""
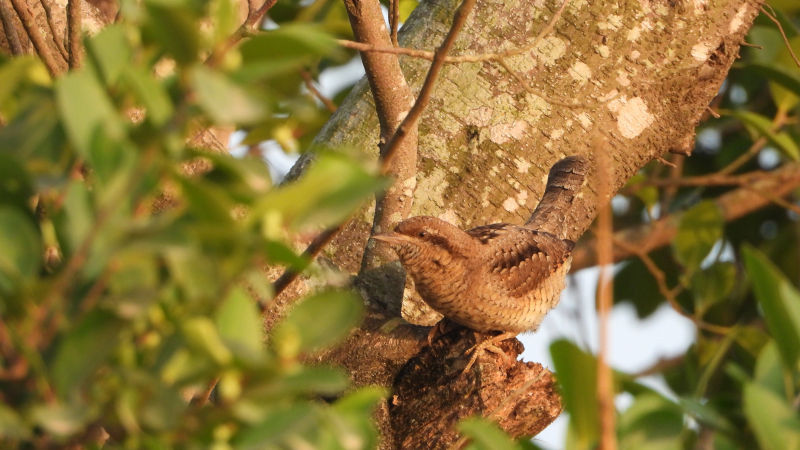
[{"left": 418, "top": 231, "right": 427, "bottom": 238}]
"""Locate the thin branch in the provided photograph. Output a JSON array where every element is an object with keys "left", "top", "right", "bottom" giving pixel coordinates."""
[
  {"left": 389, "top": 0, "right": 399, "bottom": 47},
  {"left": 612, "top": 238, "right": 731, "bottom": 335},
  {"left": 760, "top": 4, "right": 800, "bottom": 69},
  {"left": 571, "top": 162, "right": 800, "bottom": 271},
  {"left": 67, "top": 0, "right": 81, "bottom": 68},
  {"left": 594, "top": 138, "right": 617, "bottom": 450},
  {"left": 379, "top": 0, "right": 477, "bottom": 169},
  {"left": 39, "top": 0, "right": 68, "bottom": 61},
  {"left": 301, "top": 70, "right": 337, "bottom": 113},
  {"left": 273, "top": 0, "right": 477, "bottom": 297},
  {"left": 0, "top": 0, "right": 23, "bottom": 55},
  {"left": 8, "top": 0, "right": 64, "bottom": 76},
  {"left": 205, "top": 0, "right": 278, "bottom": 67}
]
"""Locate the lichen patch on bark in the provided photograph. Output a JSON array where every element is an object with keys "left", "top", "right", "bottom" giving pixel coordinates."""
[{"left": 607, "top": 96, "right": 654, "bottom": 139}]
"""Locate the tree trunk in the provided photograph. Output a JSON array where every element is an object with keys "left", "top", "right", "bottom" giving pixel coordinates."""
[{"left": 284, "top": 0, "right": 763, "bottom": 447}]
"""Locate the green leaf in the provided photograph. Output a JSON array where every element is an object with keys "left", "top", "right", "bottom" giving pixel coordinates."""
[
  {"left": 30, "top": 402, "right": 91, "bottom": 439},
  {"left": 550, "top": 339, "right": 598, "bottom": 448},
  {"left": 673, "top": 201, "right": 723, "bottom": 271},
  {"left": 263, "top": 366, "right": 350, "bottom": 398},
  {"left": 398, "top": 0, "right": 418, "bottom": 21},
  {"left": 254, "top": 152, "right": 388, "bottom": 231},
  {"left": 272, "top": 289, "right": 363, "bottom": 357},
  {"left": 745, "top": 63, "right": 800, "bottom": 105},
  {"left": 754, "top": 340, "right": 786, "bottom": 396},
  {"left": 55, "top": 69, "right": 124, "bottom": 156},
  {"left": 86, "top": 25, "right": 132, "bottom": 85},
  {"left": 690, "top": 262, "right": 736, "bottom": 315},
  {"left": 721, "top": 109, "right": 799, "bottom": 160},
  {"left": 458, "top": 417, "right": 521, "bottom": 450},
  {"left": 742, "top": 245, "right": 800, "bottom": 369},
  {"left": 182, "top": 317, "right": 234, "bottom": 366},
  {"left": 54, "top": 181, "right": 93, "bottom": 257},
  {"left": 51, "top": 311, "right": 122, "bottom": 396},
  {"left": 122, "top": 68, "right": 173, "bottom": 126},
  {"left": 191, "top": 66, "right": 267, "bottom": 125},
  {"left": 618, "top": 393, "right": 683, "bottom": 450},
  {"left": 233, "top": 403, "right": 317, "bottom": 448},
  {"left": 143, "top": 0, "right": 200, "bottom": 65},
  {"left": 0, "top": 207, "right": 40, "bottom": 288},
  {"left": 0, "top": 403, "right": 31, "bottom": 439},
  {"left": 238, "top": 24, "right": 341, "bottom": 80},
  {"left": 743, "top": 382, "right": 800, "bottom": 450},
  {"left": 216, "top": 287, "right": 264, "bottom": 358},
  {"left": 0, "top": 56, "right": 46, "bottom": 109}
]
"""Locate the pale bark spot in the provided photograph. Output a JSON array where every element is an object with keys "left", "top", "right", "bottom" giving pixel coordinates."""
[
  {"left": 414, "top": 168, "right": 448, "bottom": 214},
  {"left": 729, "top": 4, "right": 750, "bottom": 33},
  {"left": 607, "top": 96, "right": 654, "bottom": 139},
  {"left": 627, "top": 25, "right": 642, "bottom": 42},
  {"left": 598, "top": 14, "right": 623, "bottom": 31},
  {"left": 691, "top": 41, "right": 715, "bottom": 62},
  {"left": 489, "top": 120, "right": 528, "bottom": 144},
  {"left": 508, "top": 158, "right": 527, "bottom": 175},
  {"left": 547, "top": 128, "right": 564, "bottom": 140},
  {"left": 569, "top": 61, "right": 592, "bottom": 85},
  {"left": 396, "top": 109, "right": 409, "bottom": 123},
  {"left": 517, "top": 190, "right": 529, "bottom": 205},
  {"left": 617, "top": 70, "right": 630, "bottom": 87},
  {"left": 467, "top": 106, "right": 493, "bottom": 127},
  {"left": 438, "top": 209, "right": 460, "bottom": 226},
  {"left": 533, "top": 36, "right": 567, "bottom": 66},
  {"left": 577, "top": 112, "right": 593, "bottom": 130},
  {"left": 596, "top": 45, "right": 611, "bottom": 58},
  {"left": 692, "top": 0, "right": 708, "bottom": 14},
  {"left": 503, "top": 196, "right": 520, "bottom": 213},
  {"left": 598, "top": 89, "right": 619, "bottom": 103},
  {"left": 630, "top": 50, "right": 641, "bottom": 60}
]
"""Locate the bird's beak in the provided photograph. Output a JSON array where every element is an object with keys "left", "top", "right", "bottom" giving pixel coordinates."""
[{"left": 372, "top": 232, "right": 406, "bottom": 246}]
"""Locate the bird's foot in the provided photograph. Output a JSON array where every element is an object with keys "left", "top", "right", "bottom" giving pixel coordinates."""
[
  {"left": 426, "top": 319, "right": 458, "bottom": 346},
  {"left": 462, "top": 331, "right": 517, "bottom": 374}
]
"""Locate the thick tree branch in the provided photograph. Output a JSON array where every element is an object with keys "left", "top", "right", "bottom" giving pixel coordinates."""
[
  {"left": 0, "top": 0, "right": 23, "bottom": 55},
  {"left": 8, "top": 0, "right": 65, "bottom": 75}
]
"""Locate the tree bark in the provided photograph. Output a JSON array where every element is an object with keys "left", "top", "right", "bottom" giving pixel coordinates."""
[{"left": 285, "top": 0, "right": 763, "bottom": 447}]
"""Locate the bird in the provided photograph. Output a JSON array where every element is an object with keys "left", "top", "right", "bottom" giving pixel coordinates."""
[{"left": 372, "top": 156, "right": 587, "bottom": 371}]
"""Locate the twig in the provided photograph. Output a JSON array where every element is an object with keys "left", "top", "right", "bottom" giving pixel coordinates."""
[
  {"left": 67, "top": 0, "right": 81, "bottom": 68},
  {"left": 336, "top": 0, "right": 569, "bottom": 65},
  {"left": 593, "top": 137, "right": 617, "bottom": 450},
  {"left": 379, "top": 0, "right": 477, "bottom": 170},
  {"left": 613, "top": 238, "right": 731, "bottom": 335},
  {"left": 571, "top": 163, "right": 800, "bottom": 270},
  {"left": 8, "top": 0, "right": 64, "bottom": 76},
  {"left": 719, "top": 107, "right": 788, "bottom": 175},
  {"left": 205, "top": 0, "right": 277, "bottom": 67},
  {"left": 739, "top": 41, "right": 763, "bottom": 49},
  {"left": 389, "top": 0, "right": 399, "bottom": 47},
  {"left": 39, "top": 0, "right": 68, "bottom": 60},
  {"left": 301, "top": 70, "right": 337, "bottom": 113},
  {"left": 0, "top": 0, "right": 23, "bottom": 55},
  {"left": 760, "top": 4, "right": 800, "bottom": 69},
  {"left": 273, "top": 0, "right": 477, "bottom": 297}
]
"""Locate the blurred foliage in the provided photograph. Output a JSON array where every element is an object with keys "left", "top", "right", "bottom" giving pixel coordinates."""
[
  {"left": 0, "top": 0, "right": 384, "bottom": 446},
  {"left": 549, "top": 4, "right": 800, "bottom": 450}
]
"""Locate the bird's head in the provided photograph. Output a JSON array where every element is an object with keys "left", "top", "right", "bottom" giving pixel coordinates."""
[{"left": 372, "top": 216, "right": 471, "bottom": 273}]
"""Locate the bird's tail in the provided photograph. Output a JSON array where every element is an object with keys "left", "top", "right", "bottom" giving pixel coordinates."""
[{"left": 525, "top": 156, "right": 588, "bottom": 238}]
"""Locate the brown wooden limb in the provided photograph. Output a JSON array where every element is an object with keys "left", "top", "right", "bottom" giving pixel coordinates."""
[
  {"left": 67, "top": 0, "right": 81, "bottom": 68},
  {"left": 343, "top": 0, "right": 418, "bottom": 269},
  {"left": 300, "top": 70, "right": 337, "bottom": 113},
  {"left": 389, "top": 0, "right": 399, "bottom": 47},
  {"left": 0, "top": 0, "right": 23, "bottom": 55},
  {"left": 8, "top": 0, "right": 64, "bottom": 76},
  {"left": 39, "top": 0, "right": 68, "bottom": 60},
  {"left": 570, "top": 162, "right": 800, "bottom": 271}
]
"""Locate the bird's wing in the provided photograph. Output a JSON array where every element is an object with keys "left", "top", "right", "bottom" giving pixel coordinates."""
[{"left": 469, "top": 226, "right": 574, "bottom": 297}]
